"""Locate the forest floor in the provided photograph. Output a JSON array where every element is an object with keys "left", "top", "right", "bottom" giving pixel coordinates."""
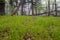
[{"left": 0, "top": 16, "right": 60, "bottom": 40}]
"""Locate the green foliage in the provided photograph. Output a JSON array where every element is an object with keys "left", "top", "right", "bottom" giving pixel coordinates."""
[
  {"left": 0, "top": 16, "right": 60, "bottom": 40},
  {"left": 35, "top": 4, "right": 45, "bottom": 10},
  {"left": 0, "top": 0, "right": 5, "bottom": 3}
]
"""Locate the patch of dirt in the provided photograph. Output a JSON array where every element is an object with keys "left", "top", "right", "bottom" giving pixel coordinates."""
[
  {"left": 0, "top": 27, "right": 12, "bottom": 40},
  {"left": 23, "top": 30, "right": 35, "bottom": 40}
]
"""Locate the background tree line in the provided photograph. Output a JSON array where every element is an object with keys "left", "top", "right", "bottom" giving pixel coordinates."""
[{"left": 0, "top": 0, "right": 60, "bottom": 16}]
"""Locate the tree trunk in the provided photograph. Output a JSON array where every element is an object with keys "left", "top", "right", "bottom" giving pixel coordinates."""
[
  {"left": 31, "top": 0, "right": 34, "bottom": 15},
  {"left": 11, "top": 0, "right": 23, "bottom": 16},
  {"left": 48, "top": 0, "right": 50, "bottom": 16},
  {"left": 0, "top": 1, "right": 5, "bottom": 15},
  {"left": 55, "top": 0, "right": 57, "bottom": 16},
  {"left": 21, "top": 1, "right": 24, "bottom": 15}
]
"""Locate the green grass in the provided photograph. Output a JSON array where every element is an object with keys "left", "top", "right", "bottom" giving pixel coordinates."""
[{"left": 0, "top": 16, "right": 60, "bottom": 40}]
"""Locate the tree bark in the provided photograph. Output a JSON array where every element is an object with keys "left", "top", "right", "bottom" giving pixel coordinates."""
[
  {"left": 48, "top": 0, "right": 50, "bottom": 16},
  {"left": 11, "top": 0, "right": 23, "bottom": 16},
  {"left": 31, "top": 0, "right": 34, "bottom": 15},
  {"left": 21, "top": 1, "right": 24, "bottom": 15},
  {"left": 55, "top": 0, "right": 57, "bottom": 16}
]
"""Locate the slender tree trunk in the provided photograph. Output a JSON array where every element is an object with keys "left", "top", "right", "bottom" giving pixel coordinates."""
[
  {"left": 46, "top": 3, "right": 48, "bottom": 15},
  {"left": 34, "top": 1, "right": 37, "bottom": 15},
  {"left": 0, "top": 2, "right": 5, "bottom": 15},
  {"left": 55, "top": 0, "right": 57, "bottom": 16},
  {"left": 35, "top": 7, "right": 37, "bottom": 15},
  {"left": 48, "top": 0, "right": 50, "bottom": 16},
  {"left": 52, "top": 3, "right": 54, "bottom": 11},
  {"left": 31, "top": 0, "right": 34, "bottom": 15},
  {"left": 11, "top": 0, "right": 23, "bottom": 16},
  {"left": 21, "top": 0, "right": 24, "bottom": 15}
]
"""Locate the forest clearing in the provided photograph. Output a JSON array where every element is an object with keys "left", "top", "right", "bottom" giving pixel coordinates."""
[{"left": 0, "top": 0, "right": 60, "bottom": 40}]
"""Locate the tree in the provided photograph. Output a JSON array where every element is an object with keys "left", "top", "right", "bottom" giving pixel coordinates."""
[
  {"left": 48, "top": 0, "right": 50, "bottom": 16},
  {"left": 34, "top": 0, "right": 43, "bottom": 15},
  {"left": 11, "top": 0, "right": 23, "bottom": 16},
  {"left": 0, "top": 0, "right": 5, "bottom": 15},
  {"left": 31, "top": 0, "right": 34, "bottom": 15},
  {"left": 54, "top": 0, "right": 57, "bottom": 16}
]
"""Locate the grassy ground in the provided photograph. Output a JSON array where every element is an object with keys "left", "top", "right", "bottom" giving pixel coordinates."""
[{"left": 0, "top": 16, "right": 60, "bottom": 40}]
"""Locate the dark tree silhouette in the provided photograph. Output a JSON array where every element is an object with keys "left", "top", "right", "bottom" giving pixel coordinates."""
[
  {"left": 0, "top": 0, "right": 5, "bottom": 15},
  {"left": 9, "top": 0, "right": 13, "bottom": 6}
]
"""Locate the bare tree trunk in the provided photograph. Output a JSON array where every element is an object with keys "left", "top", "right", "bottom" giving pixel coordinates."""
[
  {"left": 0, "top": 3, "right": 5, "bottom": 15},
  {"left": 55, "top": 0, "right": 57, "bottom": 16},
  {"left": 46, "top": 3, "right": 48, "bottom": 15},
  {"left": 52, "top": 3, "right": 54, "bottom": 11},
  {"left": 31, "top": 0, "right": 34, "bottom": 15},
  {"left": 11, "top": 0, "right": 23, "bottom": 16},
  {"left": 35, "top": 7, "right": 37, "bottom": 15},
  {"left": 21, "top": 1, "right": 24, "bottom": 15},
  {"left": 48, "top": 0, "right": 50, "bottom": 16}
]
